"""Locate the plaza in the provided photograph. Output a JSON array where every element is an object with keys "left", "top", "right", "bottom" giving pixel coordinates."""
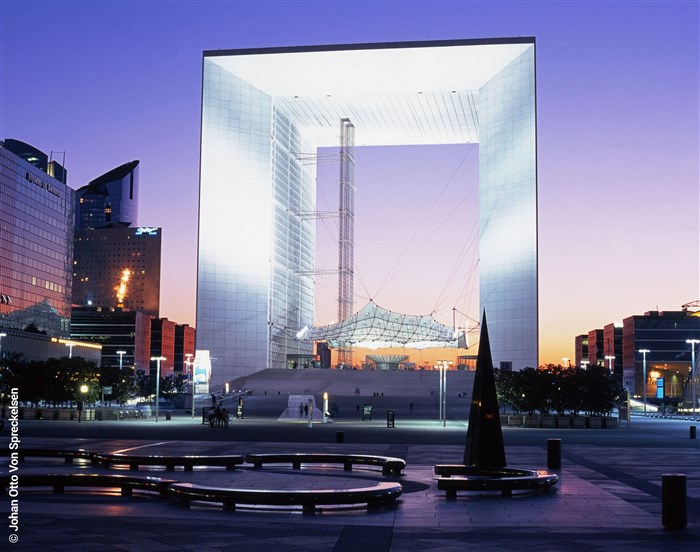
[{"left": 2, "top": 415, "right": 698, "bottom": 551}]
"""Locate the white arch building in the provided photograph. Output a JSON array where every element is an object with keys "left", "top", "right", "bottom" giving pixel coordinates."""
[{"left": 197, "top": 38, "right": 538, "bottom": 387}]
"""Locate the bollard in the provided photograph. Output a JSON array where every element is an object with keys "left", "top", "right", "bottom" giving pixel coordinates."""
[
  {"left": 547, "top": 438, "right": 561, "bottom": 469},
  {"left": 690, "top": 425, "right": 696, "bottom": 439},
  {"left": 335, "top": 431, "right": 344, "bottom": 443},
  {"left": 662, "top": 474, "right": 687, "bottom": 529}
]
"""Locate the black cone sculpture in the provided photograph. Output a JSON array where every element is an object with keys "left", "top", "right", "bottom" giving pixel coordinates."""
[{"left": 463, "top": 311, "right": 507, "bottom": 467}]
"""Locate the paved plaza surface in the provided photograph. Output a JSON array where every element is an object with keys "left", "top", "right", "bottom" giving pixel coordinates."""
[{"left": 1, "top": 416, "right": 699, "bottom": 551}]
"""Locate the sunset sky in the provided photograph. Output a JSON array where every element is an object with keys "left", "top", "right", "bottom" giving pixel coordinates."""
[{"left": 1, "top": 1, "right": 698, "bottom": 367}]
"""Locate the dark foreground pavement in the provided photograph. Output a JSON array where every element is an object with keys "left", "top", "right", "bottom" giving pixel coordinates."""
[{"left": 1, "top": 416, "right": 699, "bottom": 551}]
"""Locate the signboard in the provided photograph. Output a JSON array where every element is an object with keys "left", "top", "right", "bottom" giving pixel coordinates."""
[
  {"left": 193, "top": 350, "right": 212, "bottom": 393},
  {"left": 102, "top": 386, "right": 113, "bottom": 395},
  {"left": 656, "top": 377, "right": 664, "bottom": 399}
]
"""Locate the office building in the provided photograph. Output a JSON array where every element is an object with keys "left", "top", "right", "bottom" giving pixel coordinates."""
[
  {"left": 621, "top": 310, "right": 700, "bottom": 401},
  {"left": 587, "top": 329, "right": 605, "bottom": 367},
  {"left": 574, "top": 334, "right": 588, "bottom": 368},
  {"left": 74, "top": 160, "right": 139, "bottom": 229},
  {"left": 150, "top": 318, "right": 175, "bottom": 376},
  {"left": 603, "top": 322, "right": 623, "bottom": 376},
  {"left": 72, "top": 226, "right": 161, "bottom": 316},
  {"left": 3, "top": 138, "right": 67, "bottom": 184},
  {"left": 198, "top": 38, "right": 538, "bottom": 387},
  {"left": 579, "top": 308, "right": 700, "bottom": 403},
  {"left": 71, "top": 307, "right": 152, "bottom": 373},
  {"left": 1, "top": 139, "right": 74, "bottom": 338},
  {"left": 174, "top": 323, "right": 196, "bottom": 375}
]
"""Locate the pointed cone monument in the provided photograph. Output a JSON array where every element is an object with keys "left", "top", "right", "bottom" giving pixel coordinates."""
[{"left": 463, "top": 311, "right": 507, "bottom": 467}]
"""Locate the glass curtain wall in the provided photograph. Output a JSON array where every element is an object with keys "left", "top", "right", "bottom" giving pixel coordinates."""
[{"left": 479, "top": 45, "right": 537, "bottom": 370}]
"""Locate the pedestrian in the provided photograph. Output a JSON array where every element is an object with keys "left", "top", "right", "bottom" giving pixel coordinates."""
[
  {"left": 299, "top": 402, "right": 304, "bottom": 417},
  {"left": 304, "top": 403, "right": 309, "bottom": 417}
]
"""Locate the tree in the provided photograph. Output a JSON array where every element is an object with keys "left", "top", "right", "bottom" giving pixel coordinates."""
[
  {"left": 99, "top": 365, "right": 136, "bottom": 405},
  {"left": 134, "top": 369, "right": 156, "bottom": 402},
  {"left": 495, "top": 364, "right": 625, "bottom": 416}
]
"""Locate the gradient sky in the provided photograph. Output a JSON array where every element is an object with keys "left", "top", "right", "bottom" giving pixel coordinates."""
[{"left": 1, "top": 0, "right": 698, "bottom": 367}]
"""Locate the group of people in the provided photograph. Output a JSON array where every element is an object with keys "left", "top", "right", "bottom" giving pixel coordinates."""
[
  {"left": 208, "top": 403, "right": 230, "bottom": 427},
  {"left": 209, "top": 395, "right": 230, "bottom": 428}
]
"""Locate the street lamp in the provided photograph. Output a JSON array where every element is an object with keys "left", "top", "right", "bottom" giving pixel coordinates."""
[
  {"left": 116, "top": 350, "right": 126, "bottom": 370},
  {"left": 185, "top": 353, "right": 194, "bottom": 419},
  {"left": 0, "top": 332, "right": 6, "bottom": 360},
  {"left": 562, "top": 357, "right": 570, "bottom": 368},
  {"left": 639, "top": 349, "right": 650, "bottom": 414},
  {"left": 150, "top": 356, "right": 166, "bottom": 422},
  {"left": 79, "top": 384, "right": 88, "bottom": 423},
  {"left": 687, "top": 339, "right": 699, "bottom": 415},
  {"left": 436, "top": 360, "right": 452, "bottom": 427},
  {"left": 323, "top": 392, "right": 329, "bottom": 423},
  {"left": 605, "top": 355, "right": 615, "bottom": 374},
  {"left": 66, "top": 341, "right": 75, "bottom": 359}
]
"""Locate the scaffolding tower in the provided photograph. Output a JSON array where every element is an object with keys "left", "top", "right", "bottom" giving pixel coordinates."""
[{"left": 337, "top": 118, "right": 355, "bottom": 368}]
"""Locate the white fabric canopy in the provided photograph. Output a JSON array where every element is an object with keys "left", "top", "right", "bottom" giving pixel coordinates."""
[{"left": 301, "top": 301, "right": 466, "bottom": 350}]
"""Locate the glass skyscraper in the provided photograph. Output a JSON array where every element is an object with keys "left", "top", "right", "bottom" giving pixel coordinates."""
[
  {"left": 74, "top": 160, "right": 139, "bottom": 229},
  {"left": 0, "top": 139, "right": 75, "bottom": 336},
  {"left": 198, "top": 38, "right": 538, "bottom": 386}
]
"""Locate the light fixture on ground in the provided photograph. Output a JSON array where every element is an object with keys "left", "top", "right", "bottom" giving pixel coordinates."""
[
  {"left": 687, "top": 339, "right": 699, "bottom": 414},
  {"left": 150, "top": 356, "right": 166, "bottom": 422},
  {"left": 639, "top": 349, "right": 650, "bottom": 413}
]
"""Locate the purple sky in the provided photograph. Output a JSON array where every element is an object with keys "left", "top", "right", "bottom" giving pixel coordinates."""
[{"left": 1, "top": 1, "right": 698, "bottom": 365}]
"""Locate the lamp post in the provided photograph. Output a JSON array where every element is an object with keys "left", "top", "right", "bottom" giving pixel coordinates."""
[
  {"left": 0, "top": 332, "right": 6, "bottom": 360},
  {"left": 687, "top": 339, "right": 699, "bottom": 415},
  {"left": 436, "top": 360, "right": 452, "bottom": 427},
  {"left": 605, "top": 355, "right": 615, "bottom": 374},
  {"left": 639, "top": 349, "right": 650, "bottom": 414},
  {"left": 66, "top": 341, "right": 75, "bottom": 359},
  {"left": 79, "top": 384, "right": 88, "bottom": 423},
  {"left": 185, "top": 353, "right": 194, "bottom": 419},
  {"left": 562, "top": 357, "right": 570, "bottom": 368},
  {"left": 150, "top": 356, "right": 166, "bottom": 422},
  {"left": 116, "top": 350, "right": 126, "bottom": 370},
  {"left": 323, "top": 392, "right": 329, "bottom": 423}
]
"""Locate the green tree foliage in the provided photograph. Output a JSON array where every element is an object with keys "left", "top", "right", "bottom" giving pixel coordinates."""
[
  {"left": 1, "top": 356, "right": 122, "bottom": 406},
  {"left": 495, "top": 365, "right": 624, "bottom": 416},
  {"left": 99, "top": 364, "right": 137, "bottom": 405}
]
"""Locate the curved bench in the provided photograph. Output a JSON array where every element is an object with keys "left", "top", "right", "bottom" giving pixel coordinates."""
[
  {"left": 245, "top": 453, "right": 405, "bottom": 476},
  {"left": 95, "top": 453, "right": 244, "bottom": 471},
  {"left": 168, "top": 481, "right": 403, "bottom": 513},
  {"left": 0, "top": 473, "right": 176, "bottom": 496},
  {"left": 434, "top": 465, "right": 559, "bottom": 497},
  {"left": 0, "top": 448, "right": 97, "bottom": 464}
]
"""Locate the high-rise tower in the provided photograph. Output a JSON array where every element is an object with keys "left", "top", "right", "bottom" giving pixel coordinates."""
[{"left": 74, "top": 160, "right": 139, "bottom": 229}]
